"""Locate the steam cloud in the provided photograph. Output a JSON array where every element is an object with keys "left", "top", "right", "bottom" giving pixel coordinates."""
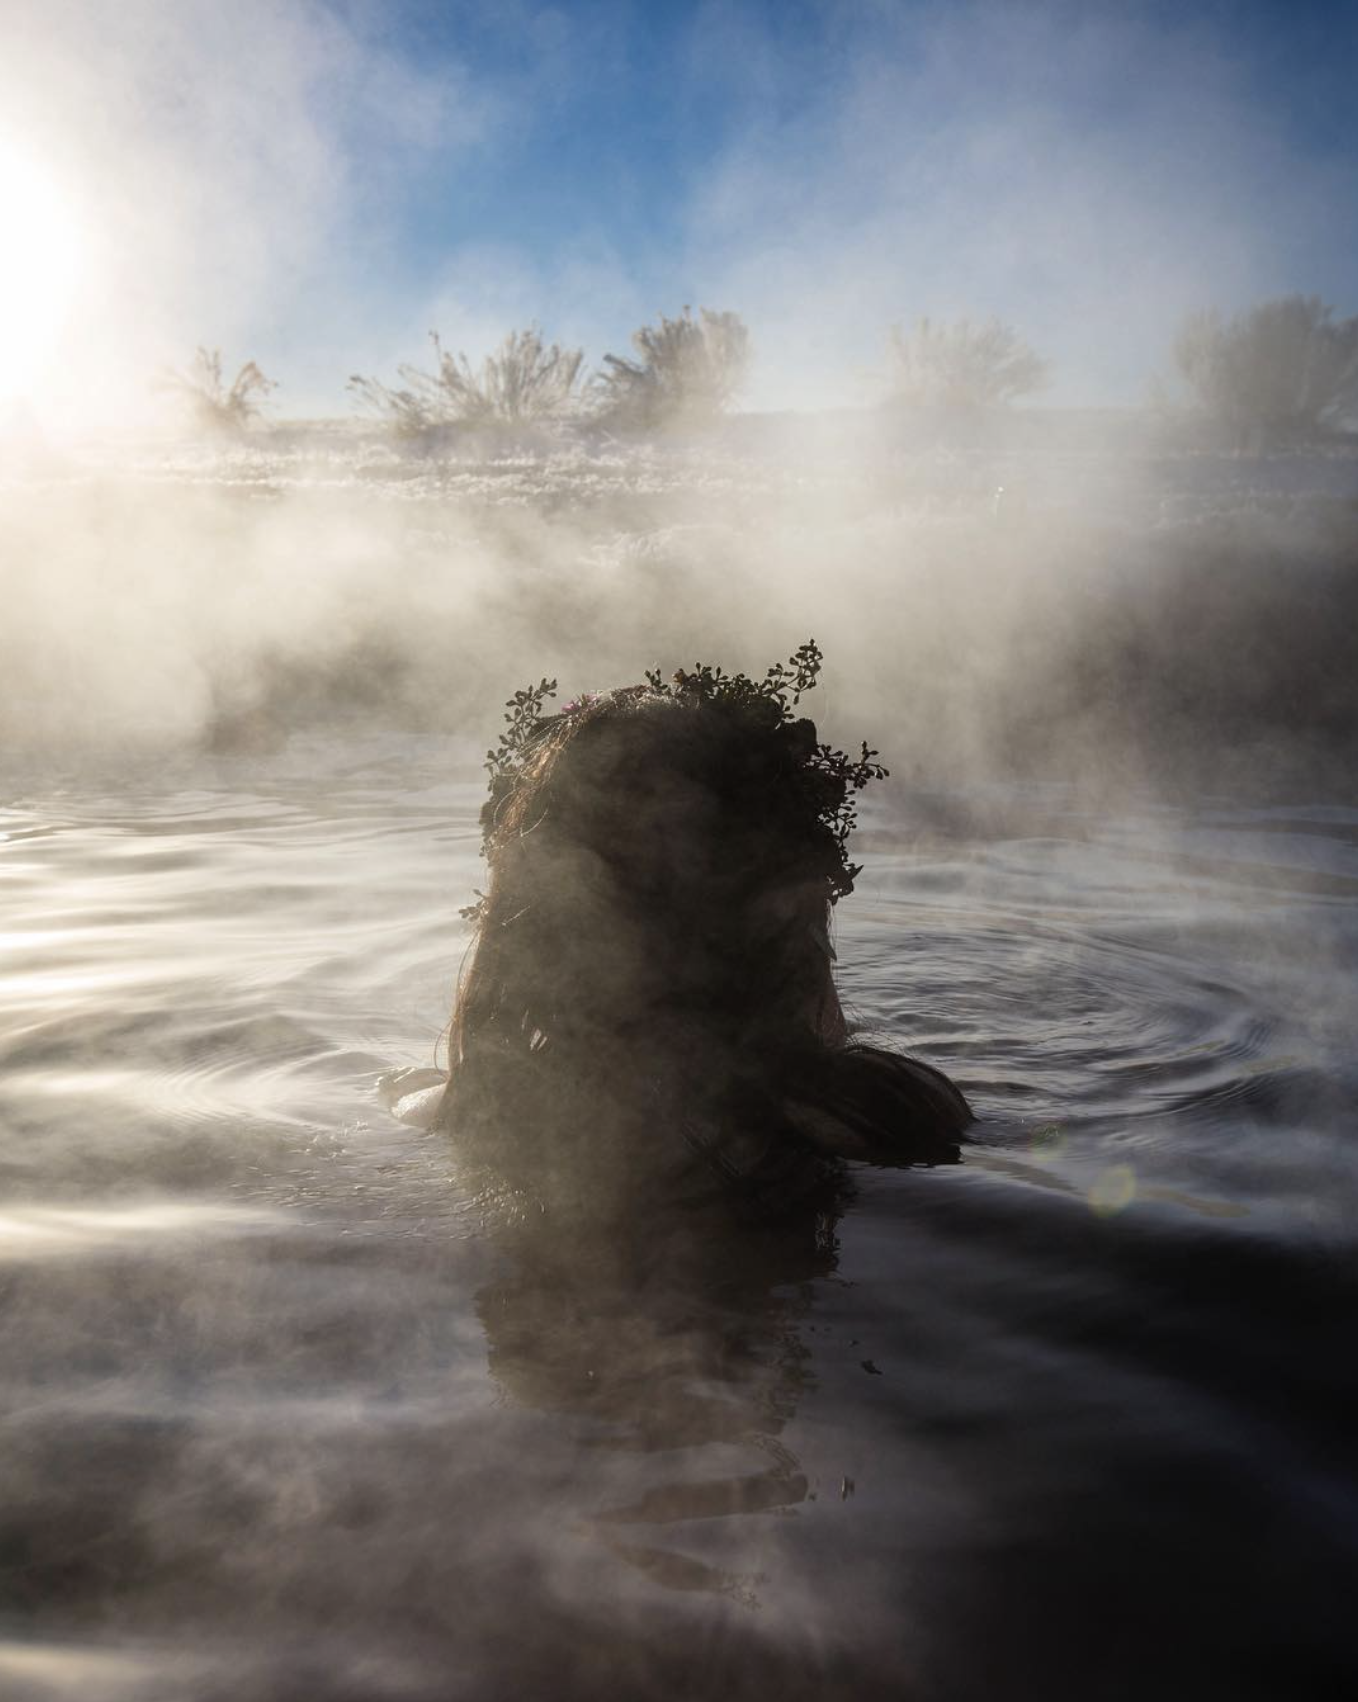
[
  {"left": 0, "top": 0, "right": 1354, "bottom": 782},
  {"left": 3, "top": 438, "right": 1354, "bottom": 800}
]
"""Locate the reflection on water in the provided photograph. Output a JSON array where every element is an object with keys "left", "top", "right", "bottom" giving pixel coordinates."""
[
  {"left": 474, "top": 1197, "right": 842, "bottom": 1611},
  {"left": 0, "top": 1202, "right": 287, "bottom": 1259},
  {"left": 1, "top": 736, "right": 1356, "bottom": 1698}
]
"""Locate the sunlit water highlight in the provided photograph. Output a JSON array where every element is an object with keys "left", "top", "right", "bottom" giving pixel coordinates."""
[{"left": 2, "top": 734, "right": 1356, "bottom": 1699}]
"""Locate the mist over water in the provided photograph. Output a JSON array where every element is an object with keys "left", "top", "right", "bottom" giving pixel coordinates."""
[
  {"left": 5, "top": 422, "right": 1356, "bottom": 793},
  {"left": 2, "top": 426, "right": 1357, "bottom": 1696},
  {"left": 2, "top": 722, "right": 1356, "bottom": 1698}
]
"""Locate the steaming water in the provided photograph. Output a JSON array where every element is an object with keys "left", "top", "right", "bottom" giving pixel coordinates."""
[{"left": 3, "top": 731, "right": 1355, "bottom": 1700}]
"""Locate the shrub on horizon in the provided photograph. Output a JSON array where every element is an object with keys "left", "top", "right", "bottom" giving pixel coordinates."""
[
  {"left": 157, "top": 348, "right": 277, "bottom": 436},
  {"left": 348, "top": 328, "right": 587, "bottom": 441},
  {"left": 1172, "top": 296, "right": 1358, "bottom": 451},
  {"left": 887, "top": 316, "right": 1049, "bottom": 416},
  {"left": 595, "top": 306, "right": 750, "bottom": 432}
]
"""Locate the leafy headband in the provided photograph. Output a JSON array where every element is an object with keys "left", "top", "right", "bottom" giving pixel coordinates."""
[{"left": 464, "top": 640, "right": 887, "bottom": 920}]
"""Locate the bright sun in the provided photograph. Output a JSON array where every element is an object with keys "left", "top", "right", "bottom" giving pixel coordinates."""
[{"left": 0, "top": 144, "right": 84, "bottom": 409}]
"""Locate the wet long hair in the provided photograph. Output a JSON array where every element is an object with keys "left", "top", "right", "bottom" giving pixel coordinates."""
[{"left": 434, "top": 685, "right": 970, "bottom": 1216}]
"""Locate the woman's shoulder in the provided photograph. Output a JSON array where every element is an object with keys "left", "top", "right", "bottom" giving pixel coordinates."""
[{"left": 785, "top": 1044, "right": 971, "bottom": 1164}]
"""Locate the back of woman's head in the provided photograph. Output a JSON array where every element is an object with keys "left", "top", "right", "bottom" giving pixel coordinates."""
[
  {"left": 460, "top": 687, "right": 845, "bottom": 1055},
  {"left": 437, "top": 652, "right": 967, "bottom": 1213}
]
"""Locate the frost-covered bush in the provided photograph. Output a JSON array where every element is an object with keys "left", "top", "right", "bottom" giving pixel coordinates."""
[
  {"left": 888, "top": 317, "right": 1048, "bottom": 413},
  {"left": 1173, "top": 296, "right": 1358, "bottom": 449},
  {"left": 157, "top": 348, "right": 276, "bottom": 435},
  {"left": 349, "top": 329, "right": 586, "bottom": 439},
  {"left": 595, "top": 307, "right": 749, "bottom": 432}
]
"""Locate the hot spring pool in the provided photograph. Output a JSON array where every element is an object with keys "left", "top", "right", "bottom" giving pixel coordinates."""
[{"left": 1, "top": 733, "right": 1355, "bottom": 1699}]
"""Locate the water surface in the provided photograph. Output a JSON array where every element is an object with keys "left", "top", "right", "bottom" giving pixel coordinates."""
[{"left": 2, "top": 735, "right": 1355, "bottom": 1699}]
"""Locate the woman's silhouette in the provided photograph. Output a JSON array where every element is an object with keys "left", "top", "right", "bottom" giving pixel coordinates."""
[{"left": 408, "top": 645, "right": 969, "bottom": 1217}]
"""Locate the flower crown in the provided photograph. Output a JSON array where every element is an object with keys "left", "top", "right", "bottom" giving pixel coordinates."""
[{"left": 462, "top": 640, "right": 887, "bottom": 921}]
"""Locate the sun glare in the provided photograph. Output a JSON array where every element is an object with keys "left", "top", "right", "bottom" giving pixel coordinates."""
[{"left": 0, "top": 144, "right": 84, "bottom": 409}]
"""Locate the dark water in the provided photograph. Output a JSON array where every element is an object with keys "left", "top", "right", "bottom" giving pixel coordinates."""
[{"left": 2, "top": 735, "right": 1356, "bottom": 1699}]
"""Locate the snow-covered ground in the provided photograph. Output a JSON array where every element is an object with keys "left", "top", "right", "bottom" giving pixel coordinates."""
[{"left": 15, "top": 413, "right": 1358, "bottom": 521}]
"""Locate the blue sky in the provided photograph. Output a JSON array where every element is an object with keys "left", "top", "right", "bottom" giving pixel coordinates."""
[{"left": 4, "top": 0, "right": 1357, "bottom": 419}]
